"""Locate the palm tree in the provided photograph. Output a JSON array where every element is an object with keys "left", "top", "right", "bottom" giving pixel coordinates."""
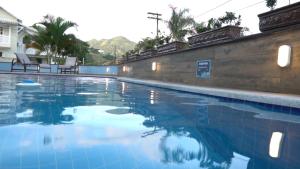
[
  {"left": 25, "top": 25, "right": 52, "bottom": 63},
  {"left": 25, "top": 15, "right": 78, "bottom": 63},
  {"left": 167, "top": 8, "right": 195, "bottom": 42},
  {"left": 40, "top": 15, "right": 77, "bottom": 61}
]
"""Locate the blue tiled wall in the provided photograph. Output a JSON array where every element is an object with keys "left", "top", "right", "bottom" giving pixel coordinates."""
[
  {"left": 79, "top": 66, "right": 118, "bottom": 75},
  {"left": 0, "top": 62, "right": 12, "bottom": 71}
]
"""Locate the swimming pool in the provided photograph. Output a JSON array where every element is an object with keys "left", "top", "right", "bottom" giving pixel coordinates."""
[{"left": 0, "top": 74, "right": 299, "bottom": 169}]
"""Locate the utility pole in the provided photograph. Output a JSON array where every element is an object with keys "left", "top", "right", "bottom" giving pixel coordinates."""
[
  {"left": 114, "top": 45, "right": 117, "bottom": 64},
  {"left": 147, "top": 12, "right": 162, "bottom": 37}
]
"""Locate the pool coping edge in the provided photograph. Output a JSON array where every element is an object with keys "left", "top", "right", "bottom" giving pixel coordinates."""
[{"left": 117, "top": 77, "right": 300, "bottom": 109}]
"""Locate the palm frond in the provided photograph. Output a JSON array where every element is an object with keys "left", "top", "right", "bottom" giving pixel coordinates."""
[{"left": 167, "top": 8, "right": 195, "bottom": 41}]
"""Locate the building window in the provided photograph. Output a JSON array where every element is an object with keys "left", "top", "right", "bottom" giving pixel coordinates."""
[
  {"left": 0, "top": 27, "right": 3, "bottom": 35},
  {"left": 0, "top": 52, "right": 2, "bottom": 57}
]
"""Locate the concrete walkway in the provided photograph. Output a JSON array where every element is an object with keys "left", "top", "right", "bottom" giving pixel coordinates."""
[{"left": 118, "top": 77, "right": 300, "bottom": 109}]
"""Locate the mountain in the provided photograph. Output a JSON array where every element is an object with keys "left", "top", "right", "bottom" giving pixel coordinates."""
[{"left": 88, "top": 36, "right": 136, "bottom": 57}]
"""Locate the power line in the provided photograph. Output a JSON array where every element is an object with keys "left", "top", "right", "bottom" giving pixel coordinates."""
[
  {"left": 195, "top": 0, "right": 234, "bottom": 18},
  {"left": 195, "top": 0, "right": 266, "bottom": 24},
  {"left": 234, "top": 0, "right": 265, "bottom": 12},
  {"left": 147, "top": 12, "right": 162, "bottom": 37}
]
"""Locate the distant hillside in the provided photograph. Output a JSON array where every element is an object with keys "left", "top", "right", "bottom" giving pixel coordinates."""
[{"left": 88, "top": 36, "right": 136, "bottom": 57}]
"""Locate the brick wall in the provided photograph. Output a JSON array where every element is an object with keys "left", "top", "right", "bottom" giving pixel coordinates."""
[{"left": 118, "top": 27, "right": 300, "bottom": 95}]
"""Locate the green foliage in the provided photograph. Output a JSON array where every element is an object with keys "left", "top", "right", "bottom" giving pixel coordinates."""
[
  {"left": 164, "top": 36, "right": 171, "bottom": 44},
  {"left": 194, "top": 11, "right": 243, "bottom": 34},
  {"left": 62, "top": 38, "right": 89, "bottom": 62},
  {"left": 26, "top": 24, "right": 51, "bottom": 55},
  {"left": 103, "top": 53, "right": 115, "bottom": 60},
  {"left": 137, "top": 37, "right": 157, "bottom": 51},
  {"left": 156, "top": 35, "right": 165, "bottom": 46},
  {"left": 24, "top": 15, "right": 87, "bottom": 63},
  {"left": 84, "top": 49, "right": 115, "bottom": 65},
  {"left": 122, "top": 33, "right": 172, "bottom": 58},
  {"left": 35, "top": 58, "right": 43, "bottom": 64},
  {"left": 37, "top": 15, "right": 78, "bottom": 57},
  {"left": 53, "top": 57, "right": 65, "bottom": 65},
  {"left": 266, "top": 0, "right": 277, "bottom": 10},
  {"left": 168, "top": 8, "right": 195, "bottom": 41},
  {"left": 194, "top": 22, "right": 210, "bottom": 33},
  {"left": 23, "top": 35, "right": 32, "bottom": 45},
  {"left": 218, "top": 12, "right": 241, "bottom": 26},
  {"left": 207, "top": 18, "right": 222, "bottom": 30}
]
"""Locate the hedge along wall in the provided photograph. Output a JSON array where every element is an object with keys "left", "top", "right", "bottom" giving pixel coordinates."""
[{"left": 118, "top": 27, "right": 300, "bottom": 95}]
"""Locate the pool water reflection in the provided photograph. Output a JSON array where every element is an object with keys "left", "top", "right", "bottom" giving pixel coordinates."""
[{"left": 0, "top": 74, "right": 299, "bottom": 169}]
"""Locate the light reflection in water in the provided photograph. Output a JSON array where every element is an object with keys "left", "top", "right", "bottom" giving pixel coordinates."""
[
  {"left": 150, "top": 90, "right": 157, "bottom": 104},
  {"left": 0, "top": 75, "right": 298, "bottom": 169},
  {"left": 121, "top": 82, "right": 125, "bottom": 94},
  {"left": 105, "top": 78, "right": 109, "bottom": 96},
  {"left": 269, "top": 131, "right": 284, "bottom": 158}
]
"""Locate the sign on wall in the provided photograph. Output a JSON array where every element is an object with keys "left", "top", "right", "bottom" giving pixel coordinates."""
[{"left": 196, "top": 60, "right": 211, "bottom": 79}]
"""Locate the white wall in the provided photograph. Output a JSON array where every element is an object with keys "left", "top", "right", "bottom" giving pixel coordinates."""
[
  {"left": 0, "top": 25, "right": 18, "bottom": 62},
  {"left": 0, "top": 7, "right": 19, "bottom": 62}
]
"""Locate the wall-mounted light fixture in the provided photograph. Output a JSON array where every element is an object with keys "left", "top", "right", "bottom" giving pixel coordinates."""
[
  {"left": 278, "top": 45, "right": 291, "bottom": 67},
  {"left": 122, "top": 66, "right": 126, "bottom": 72},
  {"left": 152, "top": 62, "right": 157, "bottom": 71},
  {"left": 269, "top": 131, "right": 284, "bottom": 158}
]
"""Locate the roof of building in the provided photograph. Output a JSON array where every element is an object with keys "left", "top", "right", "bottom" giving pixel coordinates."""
[
  {"left": 0, "top": 6, "right": 21, "bottom": 25},
  {"left": 18, "top": 24, "right": 37, "bottom": 34}
]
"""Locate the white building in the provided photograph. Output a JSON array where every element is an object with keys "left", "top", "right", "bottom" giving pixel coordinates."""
[
  {"left": 17, "top": 25, "right": 38, "bottom": 55},
  {"left": 0, "top": 6, "right": 20, "bottom": 62},
  {"left": 0, "top": 6, "right": 37, "bottom": 62}
]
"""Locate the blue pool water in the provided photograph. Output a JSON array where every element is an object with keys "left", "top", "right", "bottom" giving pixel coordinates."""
[{"left": 0, "top": 74, "right": 299, "bottom": 169}]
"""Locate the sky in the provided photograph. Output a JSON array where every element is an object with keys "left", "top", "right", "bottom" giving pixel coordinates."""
[{"left": 1, "top": 0, "right": 299, "bottom": 42}]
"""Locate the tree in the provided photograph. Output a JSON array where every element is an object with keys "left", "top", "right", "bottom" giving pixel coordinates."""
[
  {"left": 40, "top": 15, "right": 77, "bottom": 61},
  {"left": 136, "top": 37, "right": 157, "bottom": 51},
  {"left": 62, "top": 37, "right": 89, "bottom": 63},
  {"left": 266, "top": 0, "right": 277, "bottom": 10},
  {"left": 207, "top": 18, "right": 222, "bottom": 30},
  {"left": 167, "top": 7, "right": 195, "bottom": 41},
  {"left": 218, "top": 12, "right": 241, "bottom": 26},
  {"left": 24, "top": 25, "right": 52, "bottom": 63},
  {"left": 25, "top": 15, "right": 80, "bottom": 63},
  {"left": 194, "top": 11, "right": 243, "bottom": 34},
  {"left": 194, "top": 22, "right": 210, "bottom": 33}
]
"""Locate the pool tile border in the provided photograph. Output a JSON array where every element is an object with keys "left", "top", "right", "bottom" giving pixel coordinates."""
[{"left": 118, "top": 77, "right": 300, "bottom": 109}]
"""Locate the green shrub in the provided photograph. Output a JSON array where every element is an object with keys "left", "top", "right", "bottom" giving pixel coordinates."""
[{"left": 266, "top": 0, "right": 277, "bottom": 10}]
